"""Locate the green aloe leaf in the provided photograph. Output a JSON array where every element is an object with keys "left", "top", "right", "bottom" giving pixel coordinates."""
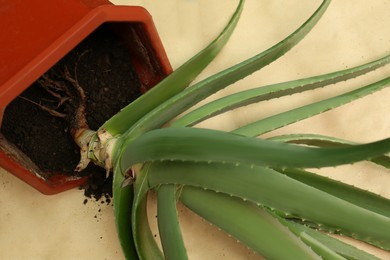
[
  {"left": 299, "top": 232, "right": 346, "bottom": 259},
  {"left": 120, "top": 0, "right": 331, "bottom": 140},
  {"left": 233, "top": 76, "right": 390, "bottom": 136},
  {"left": 157, "top": 185, "right": 188, "bottom": 260},
  {"left": 120, "top": 127, "right": 390, "bottom": 170},
  {"left": 269, "top": 133, "right": 356, "bottom": 146},
  {"left": 102, "top": 0, "right": 245, "bottom": 136},
  {"left": 180, "top": 186, "right": 320, "bottom": 259},
  {"left": 273, "top": 167, "right": 390, "bottom": 219},
  {"left": 172, "top": 54, "right": 390, "bottom": 127},
  {"left": 112, "top": 2, "right": 245, "bottom": 257},
  {"left": 110, "top": 0, "right": 390, "bottom": 258},
  {"left": 269, "top": 133, "right": 390, "bottom": 168},
  {"left": 281, "top": 220, "right": 381, "bottom": 260},
  {"left": 114, "top": 148, "right": 164, "bottom": 260},
  {"left": 142, "top": 161, "right": 390, "bottom": 249},
  {"left": 131, "top": 164, "right": 164, "bottom": 259},
  {"left": 112, "top": 164, "right": 138, "bottom": 260}
]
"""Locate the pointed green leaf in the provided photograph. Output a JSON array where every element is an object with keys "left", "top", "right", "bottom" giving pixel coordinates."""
[
  {"left": 120, "top": 127, "right": 390, "bottom": 170},
  {"left": 282, "top": 220, "right": 381, "bottom": 260},
  {"left": 299, "top": 232, "right": 346, "bottom": 259},
  {"left": 112, "top": 164, "right": 138, "bottom": 260},
  {"left": 269, "top": 133, "right": 356, "bottom": 146},
  {"left": 233, "top": 76, "right": 390, "bottom": 136},
  {"left": 121, "top": 0, "right": 331, "bottom": 139},
  {"left": 143, "top": 161, "right": 390, "bottom": 249},
  {"left": 269, "top": 133, "right": 390, "bottom": 168},
  {"left": 172, "top": 54, "right": 390, "bottom": 127},
  {"left": 273, "top": 167, "right": 390, "bottom": 219},
  {"left": 180, "top": 186, "right": 320, "bottom": 259},
  {"left": 157, "top": 185, "right": 188, "bottom": 260},
  {"left": 132, "top": 164, "right": 164, "bottom": 259},
  {"left": 101, "top": 0, "right": 245, "bottom": 136}
]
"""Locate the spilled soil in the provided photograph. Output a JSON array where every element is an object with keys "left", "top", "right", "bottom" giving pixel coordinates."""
[{"left": 1, "top": 25, "right": 143, "bottom": 201}]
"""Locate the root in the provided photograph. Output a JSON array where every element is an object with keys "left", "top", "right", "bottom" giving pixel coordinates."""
[
  {"left": 63, "top": 66, "right": 90, "bottom": 140},
  {"left": 35, "top": 67, "right": 91, "bottom": 144},
  {"left": 18, "top": 96, "right": 67, "bottom": 118},
  {"left": 20, "top": 50, "right": 96, "bottom": 172},
  {"left": 39, "top": 74, "right": 71, "bottom": 108},
  {"left": 61, "top": 66, "right": 95, "bottom": 172}
]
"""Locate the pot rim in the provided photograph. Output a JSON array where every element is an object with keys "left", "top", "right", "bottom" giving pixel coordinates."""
[
  {"left": 0, "top": 4, "right": 171, "bottom": 123},
  {"left": 0, "top": 2, "right": 172, "bottom": 194}
]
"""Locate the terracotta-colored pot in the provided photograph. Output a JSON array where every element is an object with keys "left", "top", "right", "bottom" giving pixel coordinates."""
[{"left": 0, "top": 0, "right": 172, "bottom": 194}]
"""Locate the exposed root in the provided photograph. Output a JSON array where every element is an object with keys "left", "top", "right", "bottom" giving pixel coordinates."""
[
  {"left": 20, "top": 50, "right": 97, "bottom": 172},
  {"left": 39, "top": 74, "right": 71, "bottom": 108},
  {"left": 18, "top": 96, "right": 67, "bottom": 118},
  {"left": 61, "top": 66, "right": 96, "bottom": 172},
  {"left": 63, "top": 66, "right": 90, "bottom": 141}
]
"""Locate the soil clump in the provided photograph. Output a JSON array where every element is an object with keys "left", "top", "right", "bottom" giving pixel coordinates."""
[{"left": 1, "top": 25, "right": 143, "bottom": 200}]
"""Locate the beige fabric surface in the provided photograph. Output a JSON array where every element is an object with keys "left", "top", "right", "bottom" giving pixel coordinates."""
[{"left": 1, "top": 0, "right": 390, "bottom": 259}]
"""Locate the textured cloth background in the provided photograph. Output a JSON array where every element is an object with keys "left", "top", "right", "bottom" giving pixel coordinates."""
[{"left": 1, "top": 1, "right": 389, "bottom": 259}]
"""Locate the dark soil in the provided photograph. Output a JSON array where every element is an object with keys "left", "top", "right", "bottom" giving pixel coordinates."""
[{"left": 1, "top": 25, "right": 143, "bottom": 200}]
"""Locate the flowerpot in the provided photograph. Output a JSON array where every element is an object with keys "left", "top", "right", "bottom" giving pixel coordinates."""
[{"left": 0, "top": 0, "right": 172, "bottom": 195}]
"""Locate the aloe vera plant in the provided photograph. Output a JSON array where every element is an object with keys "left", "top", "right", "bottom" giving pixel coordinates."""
[{"left": 73, "top": 0, "right": 390, "bottom": 259}]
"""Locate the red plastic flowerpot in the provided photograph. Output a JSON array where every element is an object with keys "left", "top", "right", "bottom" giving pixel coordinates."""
[{"left": 0, "top": 0, "right": 172, "bottom": 195}]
